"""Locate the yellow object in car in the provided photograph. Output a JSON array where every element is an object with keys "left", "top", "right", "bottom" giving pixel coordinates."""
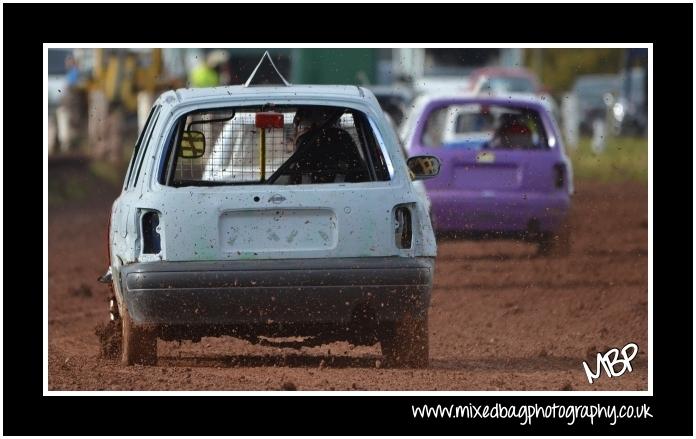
[{"left": 476, "top": 151, "right": 495, "bottom": 163}]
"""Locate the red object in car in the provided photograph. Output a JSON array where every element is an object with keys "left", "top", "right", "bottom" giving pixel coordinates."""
[{"left": 255, "top": 112, "right": 284, "bottom": 129}]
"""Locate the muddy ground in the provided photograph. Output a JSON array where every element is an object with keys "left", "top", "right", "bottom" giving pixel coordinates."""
[{"left": 48, "top": 168, "right": 648, "bottom": 391}]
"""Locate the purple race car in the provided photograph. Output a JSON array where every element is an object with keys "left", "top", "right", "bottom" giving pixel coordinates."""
[{"left": 404, "top": 95, "right": 573, "bottom": 255}]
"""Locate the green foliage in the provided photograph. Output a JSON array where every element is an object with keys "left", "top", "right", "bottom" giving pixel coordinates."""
[
  {"left": 567, "top": 136, "right": 648, "bottom": 183},
  {"left": 525, "top": 49, "right": 624, "bottom": 95},
  {"left": 89, "top": 160, "right": 125, "bottom": 187},
  {"left": 48, "top": 158, "right": 127, "bottom": 207}
]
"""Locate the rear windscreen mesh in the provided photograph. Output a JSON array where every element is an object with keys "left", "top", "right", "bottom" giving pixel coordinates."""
[
  {"left": 174, "top": 110, "right": 294, "bottom": 183},
  {"left": 169, "top": 106, "right": 386, "bottom": 186}
]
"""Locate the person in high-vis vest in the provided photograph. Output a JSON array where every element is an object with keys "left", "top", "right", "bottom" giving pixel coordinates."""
[{"left": 189, "top": 50, "right": 228, "bottom": 88}]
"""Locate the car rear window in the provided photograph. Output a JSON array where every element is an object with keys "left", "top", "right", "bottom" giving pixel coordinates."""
[
  {"left": 162, "top": 105, "right": 391, "bottom": 186},
  {"left": 420, "top": 103, "right": 549, "bottom": 150}
]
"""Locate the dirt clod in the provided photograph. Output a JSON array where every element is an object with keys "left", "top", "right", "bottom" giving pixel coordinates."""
[
  {"left": 70, "top": 283, "right": 93, "bottom": 297},
  {"left": 94, "top": 320, "right": 121, "bottom": 359}
]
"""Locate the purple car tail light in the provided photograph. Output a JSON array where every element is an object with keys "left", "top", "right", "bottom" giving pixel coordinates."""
[{"left": 553, "top": 163, "right": 567, "bottom": 189}]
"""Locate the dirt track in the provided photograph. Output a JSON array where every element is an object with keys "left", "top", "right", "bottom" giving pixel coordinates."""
[{"left": 48, "top": 178, "right": 648, "bottom": 391}]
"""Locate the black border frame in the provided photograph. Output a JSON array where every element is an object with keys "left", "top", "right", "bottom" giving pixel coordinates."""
[{"left": 6, "top": 2, "right": 692, "bottom": 436}]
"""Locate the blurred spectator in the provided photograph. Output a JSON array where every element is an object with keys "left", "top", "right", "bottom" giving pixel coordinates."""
[
  {"left": 94, "top": 103, "right": 125, "bottom": 163},
  {"left": 189, "top": 61, "right": 218, "bottom": 87},
  {"left": 65, "top": 55, "right": 80, "bottom": 87},
  {"left": 189, "top": 50, "right": 229, "bottom": 87},
  {"left": 591, "top": 119, "right": 606, "bottom": 154},
  {"left": 561, "top": 94, "right": 580, "bottom": 150},
  {"left": 57, "top": 55, "right": 84, "bottom": 151}
]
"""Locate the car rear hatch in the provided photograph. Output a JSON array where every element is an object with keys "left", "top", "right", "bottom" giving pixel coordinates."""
[
  {"left": 144, "top": 184, "right": 413, "bottom": 262},
  {"left": 425, "top": 148, "right": 561, "bottom": 194},
  {"left": 138, "top": 103, "right": 430, "bottom": 262}
]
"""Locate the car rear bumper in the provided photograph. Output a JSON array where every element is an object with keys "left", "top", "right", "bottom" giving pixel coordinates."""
[
  {"left": 117, "top": 257, "right": 434, "bottom": 326},
  {"left": 428, "top": 189, "right": 570, "bottom": 233}
]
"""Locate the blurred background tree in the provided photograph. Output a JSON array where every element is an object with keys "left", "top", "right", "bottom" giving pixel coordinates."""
[{"left": 525, "top": 48, "right": 624, "bottom": 95}]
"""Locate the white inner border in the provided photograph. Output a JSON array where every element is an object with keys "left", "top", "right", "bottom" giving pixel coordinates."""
[{"left": 43, "top": 42, "right": 653, "bottom": 396}]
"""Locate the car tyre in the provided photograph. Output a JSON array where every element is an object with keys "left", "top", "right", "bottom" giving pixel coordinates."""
[
  {"left": 379, "top": 313, "right": 429, "bottom": 368},
  {"left": 121, "top": 305, "right": 157, "bottom": 366}
]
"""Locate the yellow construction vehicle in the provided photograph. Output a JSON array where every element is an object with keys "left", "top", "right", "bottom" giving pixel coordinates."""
[
  {"left": 79, "top": 49, "right": 183, "bottom": 163},
  {"left": 88, "top": 48, "right": 163, "bottom": 113}
]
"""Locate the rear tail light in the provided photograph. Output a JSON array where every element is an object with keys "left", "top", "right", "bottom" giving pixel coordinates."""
[
  {"left": 553, "top": 164, "right": 566, "bottom": 189},
  {"left": 142, "top": 211, "right": 161, "bottom": 254},
  {"left": 394, "top": 205, "right": 412, "bottom": 249}
]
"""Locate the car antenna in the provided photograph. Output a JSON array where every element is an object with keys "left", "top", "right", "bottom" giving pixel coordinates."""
[{"left": 244, "top": 51, "right": 291, "bottom": 87}]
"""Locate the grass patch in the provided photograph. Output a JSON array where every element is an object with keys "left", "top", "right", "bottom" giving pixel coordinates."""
[
  {"left": 48, "top": 157, "right": 128, "bottom": 207},
  {"left": 89, "top": 160, "right": 126, "bottom": 187},
  {"left": 567, "top": 136, "right": 648, "bottom": 182},
  {"left": 48, "top": 172, "right": 90, "bottom": 205}
]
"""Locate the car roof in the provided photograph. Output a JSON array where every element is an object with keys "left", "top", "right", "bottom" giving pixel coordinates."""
[
  {"left": 412, "top": 77, "right": 471, "bottom": 95},
  {"left": 159, "top": 84, "right": 366, "bottom": 105},
  {"left": 412, "top": 91, "right": 549, "bottom": 110}
]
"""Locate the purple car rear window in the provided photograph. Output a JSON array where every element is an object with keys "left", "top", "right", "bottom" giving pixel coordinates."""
[{"left": 420, "top": 104, "right": 549, "bottom": 150}]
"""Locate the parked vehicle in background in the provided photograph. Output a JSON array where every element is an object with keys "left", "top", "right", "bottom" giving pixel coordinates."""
[
  {"left": 571, "top": 74, "right": 620, "bottom": 135},
  {"left": 367, "top": 85, "right": 414, "bottom": 129},
  {"left": 393, "top": 48, "right": 523, "bottom": 100},
  {"left": 405, "top": 95, "right": 573, "bottom": 255},
  {"left": 468, "top": 67, "right": 540, "bottom": 94},
  {"left": 103, "top": 55, "right": 441, "bottom": 367},
  {"left": 469, "top": 67, "right": 561, "bottom": 122},
  {"left": 609, "top": 66, "right": 647, "bottom": 136},
  {"left": 411, "top": 76, "right": 472, "bottom": 98}
]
